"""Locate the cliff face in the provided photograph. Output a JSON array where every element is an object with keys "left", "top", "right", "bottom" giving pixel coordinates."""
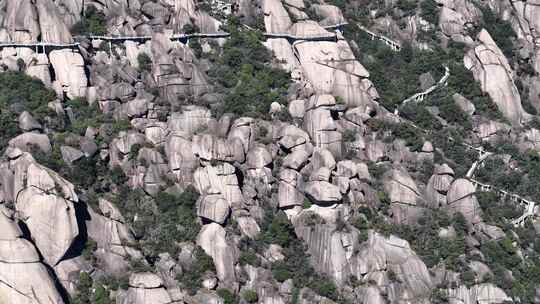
[{"left": 0, "top": 0, "right": 539, "bottom": 303}]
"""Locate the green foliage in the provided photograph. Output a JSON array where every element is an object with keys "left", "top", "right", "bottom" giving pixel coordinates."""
[
  {"left": 217, "top": 288, "right": 238, "bottom": 304},
  {"left": 460, "top": 270, "right": 475, "bottom": 287},
  {"left": 430, "top": 130, "right": 477, "bottom": 177},
  {"left": 476, "top": 192, "right": 521, "bottom": 226},
  {"left": 420, "top": 0, "right": 440, "bottom": 25},
  {"left": 183, "top": 23, "right": 199, "bottom": 34},
  {"left": 242, "top": 289, "right": 259, "bottom": 303},
  {"left": 71, "top": 272, "right": 113, "bottom": 304},
  {"left": 107, "top": 183, "right": 201, "bottom": 260},
  {"left": 72, "top": 5, "right": 107, "bottom": 35},
  {"left": 261, "top": 211, "right": 296, "bottom": 248},
  {"left": 447, "top": 63, "right": 503, "bottom": 120},
  {"left": 81, "top": 238, "right": 97, "bottom": 263},
  {"left": 66, "top": 97, "right": 105, "bottom": 135},
  {"left": 110, "top": 166, "right": 128, "bottom": 185},
  {"left": 389, "top": 210, "right": 467, "bottom": 270},
  {"left": 344, "top": 26, "right": 446, "bottom": 111},
  {"left": 177, "top": 247, "right": 216, "bottom": 295},
  {"left": 342, "top": 129, "right": 356, "bottom": 143},
  {"left": 239, "top": 250, "right": 259, "bottom": 266},
  {"left": 476, "top": 5, "right": 516, "bottom": 59},
  {"left": 302, "top": 198, "right": 313, "bottom": 209},
  {"left": 397, "top": 0, "right": 417, "bottom": 16},
  {"left": 208, "top": 17, "right": 290, "bottom": 118},
  {"left": 137, "top": 53, "right": 152, "bottom": 72},
  {"left": 0, "top": 71, "right": 57, "bottom": 152},
  {"left": 437, "top": 95, "right": 471, "bottom": 129}
]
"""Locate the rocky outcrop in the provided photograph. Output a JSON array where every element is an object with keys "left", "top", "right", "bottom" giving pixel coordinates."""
[
  {"left": 86, "top": 198, "right": 139, "bottom": 274},
  {"left": 464, "top": 29, "right": 528, "bottom": 125},
  {"left": 49, "top": 50, "right": 88, "bottom": 99},
  {"left": 15, "top": 161, "right": 79, "bottom": 266},
  {"left": 0, "top": 207, "right": 65, "bottom": 304},
  {"left": 120, "top": 272, "right": 172, "bottom": 304},
  {"left": 383, "top": 168, "right": 424, "bottom": 225},
  {"left": 447, "top": 283, "right": 511, "bottom": 304},
  {"left": 294, "top": 40, "right": 378, "bottom": 108},
  {"left": 197, "top": 223, "right": 237, "bottom": 289},
  {"left": 446, "top": 178, "right": 482, "bottom": 224},
  {"left": 437, "top": 0, "right": 482, "bottom": 43},
  {"left": 8, "top": 132, "right": 52, "bottom": 153},
  {"left": 302, "top": 95, "right": 342, "bottom": 157},
  {"left": 425, "top": 164, "right": 455, "bottom": 208}
]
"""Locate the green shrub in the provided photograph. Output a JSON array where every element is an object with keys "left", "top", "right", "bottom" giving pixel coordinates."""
[
  {"left": 0, "top": 71, "right": 56, "bottom": 140},
  {"left": 239, "top": 251, "right": 259, "bottom": 266},
  {"left": 137, "top": 53, "right": 152, "bottom": 72},
  {"left": 397, "top": 0, "right": 417, "bottom": 16},
  {"left": 72, "top": 5, "right": 107, "bottom": 35},
  {"left": 208, "top": 18, "right": 290, "bottom": 118},
  {"left": 460, "top": 270, "right": 475, "bottom": 287},
  {"left": 308, "top": 278, "right": 338, "bottom": 300},
  {"left": 420, "top": 0, "right": 440, "bottom": 25},
  {"left": 217, "top": 288, "right": 238, "bottom": 304},
  {"left": 177, "top": 247, "right": 215, "bottom": 295},
  {"left": 342, "top": 129, "right": 356, "bottom": 142},
  {"left": 242, "top": 289, "right": 259, "bottom": 303}
]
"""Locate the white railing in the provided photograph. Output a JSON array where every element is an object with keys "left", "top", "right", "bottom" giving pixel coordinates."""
[
  {"left": 470, "top": 179, "right": 537, "bottom": 226},
  {"left": 401, "top": 66, "right": 450, "bottom": 105},
  {"left": 357, "top": 25, "right": 401, "bottom": 51}
]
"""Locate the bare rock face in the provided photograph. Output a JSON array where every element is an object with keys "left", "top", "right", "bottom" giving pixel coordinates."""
[
  {"left": 464, "top": 29, "right": 528, "bottom": 125},
  {"left": 192, "top": 134, "right": 244, "bottom": 163},
  {"left": 263, "top": 38, "right": 299, "bottom": 71},
  {"left": 278, "top": 168, "right": 305, "bottom": 208},
  {"left": 194, "top": 163, "right": 243, "bottom": 209},
  {"left": 310, "top": 4, "right": 346, "bottom": 27},
  {"left": 304, "top": 181, "right": 342, "bottom": 204},
  {"left": 425, "top": 164, "right": 455, "bottom": 208},
  {"left": 0, "top": 207, "right": 65, "bottom": 304},
  {"left": 35, "top": 0, "right": 73, "bottom": 43},
  {"left": 446, "top": 178, "right": 482, "bottom": 224},
  {"left": 355, "top": 232, "right": 433, "bottom": 302},
  {"left": 453, "top": 93, "right": 475, "bottom": 116},
  {"left": 120, "top": 272, "right": 172, "bottom": 304},
  {"left": 197, "top": 223, "right": 238, "bottom": 289},
  {"left": 167, "top": 132, "right": 198, "bottom": 183},
  {"left": 86, "top": 198, "right": 139, "bottom": 274},
  {"left": 8, "top": 132, "right": 52, "bottom": 153},
  {"left": 16, "top": 162, "right": 79, "bottom": 266},
  {"left": 197, "top": 194, "right": 230, "bottom": 224},
  {"left": 263, "top": 0, "right": 292, "bottom": 33},
  {"left": 49, "top": 49, "right": 88, "bottom": 99},
  {"left": 168, "top": 106, "right": 212, "bottom": 136},
  {"left": 383, "top": 169, "right": 424, "bottom": 225},
  {"left": 303, "top": 95, "right": 342, "bottom": 157},
  {"left": 18, "top": 111, "right": 42, "bottom": 132},
  {"left": 2, "top": 0, "right": 40, "bottom": 42},
  {"left": 294, "top": 41, "right": 378, "bottom": 107},
  {"left": 447, "top": 283, "right": 511, "bottom": 304},
  {"left": 26, "top": 53, "right": 52, "bottom": 86},
  {"left": 437, "top": 0, "right": 481, "bottom": 43}
]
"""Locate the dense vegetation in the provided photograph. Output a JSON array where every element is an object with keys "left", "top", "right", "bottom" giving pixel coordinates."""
[
  {"left": 208, "top": 17, "right": 290, "bottom": 118},
  {"left": 0, "top": 71, "right": 57, "bottom": 153},
  {"left": 71, "top": 5, "right": 107, "bottom": 35}
]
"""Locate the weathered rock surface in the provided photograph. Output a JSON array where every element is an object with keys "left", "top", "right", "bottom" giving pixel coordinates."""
[
  {"left": 0, "top": 207, "right": 65, "bottom": 303},
  {"left": 464, "top": 29, "right": 528, "bottom": 125},
  {"left": 446, "top": 178, "right": 482, "bottom": 224},
  {"left": 120, "top": 272, "right": 172, "bottom": 304},
  {"left": 197, "top": 223, "right": 237, "bottom": 289}
]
